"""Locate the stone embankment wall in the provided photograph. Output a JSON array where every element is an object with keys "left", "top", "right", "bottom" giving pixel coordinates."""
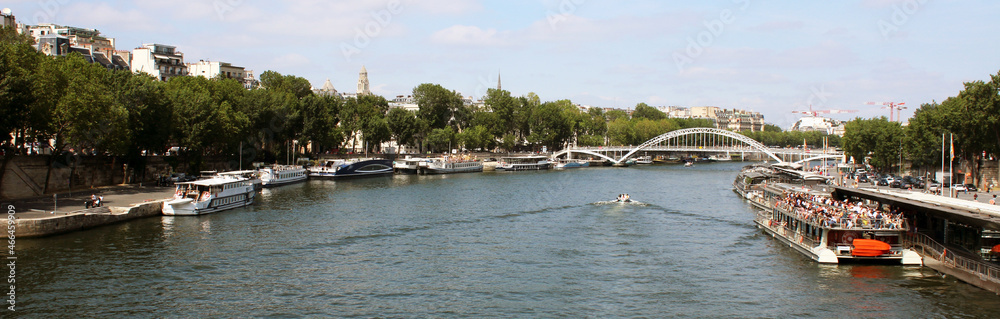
[
  {"left": 15, "top": 200, "right": 165, "bottom": 238},
  {"left": 1, "top": 155, "right": 233, "bottom": 200}
]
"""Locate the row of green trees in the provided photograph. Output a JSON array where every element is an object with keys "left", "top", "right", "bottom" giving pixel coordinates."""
[
  {"left": 842, "top": 70, "right": 1000, "bottom": 183},
  {"left": 4, "top": 25, "right": 846, "bottom": 180}
]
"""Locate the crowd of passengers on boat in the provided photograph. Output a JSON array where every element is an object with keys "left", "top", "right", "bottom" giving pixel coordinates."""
[{"left": 775, "top": 191, "right": 907, "bottom": 230}]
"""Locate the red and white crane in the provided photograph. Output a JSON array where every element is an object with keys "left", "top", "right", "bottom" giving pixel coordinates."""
[
  {"left": 791, "top": 105, "right": 858, "bottom": 117},
  {"left": 865, "top": 101, "right": 907, "bottom": 122}
]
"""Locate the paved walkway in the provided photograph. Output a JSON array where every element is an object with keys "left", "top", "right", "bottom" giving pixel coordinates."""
[{"left": 4, "top": 185, "right": 175, "bottom": 220}]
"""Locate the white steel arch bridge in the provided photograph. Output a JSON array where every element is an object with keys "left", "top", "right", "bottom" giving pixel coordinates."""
[{"left": 551, "top": 128, "right": 843, "bottom": 165}]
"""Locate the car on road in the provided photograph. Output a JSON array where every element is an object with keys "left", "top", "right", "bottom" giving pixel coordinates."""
[
  {"left": 966, "top": 184, "right": 979, "bottom": 192},
  {"left": 890, "top": 180, "right": 902, "bottom": 188},
  {"left": 874, "top": 178, "right": 888, "bottom": 186},
  {"left": 857, "top": 175, "right": 870, "bottom": 183},
  {"left": 952, "top": 184, "right": 968, "bottom": 192}
]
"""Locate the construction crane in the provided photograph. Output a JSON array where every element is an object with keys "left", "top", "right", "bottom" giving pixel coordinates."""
[
  {"left": 865, "top": 101, "right": 907, "bottom": 122},
  {"left": 791, "top": 105, "right": 859, "bottom": 117}
]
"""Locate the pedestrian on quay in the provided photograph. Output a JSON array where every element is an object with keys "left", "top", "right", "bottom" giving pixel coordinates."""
[
  {"left": 991, "top": 195, "right": 997, "bottom": 205},
  {"left": 974, "top": 193, "right": 978, "bottom": 201}
]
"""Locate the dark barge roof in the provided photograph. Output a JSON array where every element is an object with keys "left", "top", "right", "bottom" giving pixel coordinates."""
[{"left": 832, "top": 186, "right": 1000, "bottom": 230}]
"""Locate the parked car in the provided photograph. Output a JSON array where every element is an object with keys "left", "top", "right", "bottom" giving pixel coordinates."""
[
  {"left": 876, "top": 178, "right": 889, "bottom": 186},
  {"left": 857, "top": 175, "right": 870, "bottom": 183},
  {"left": 952, "top": 184, "right": 968, "bottom": 192},
  {"left": 890, "top": 180, "right": 902, "bottom": 188},
  {"left": 966, "top": 184, "right": 978, "bottom": 192}
]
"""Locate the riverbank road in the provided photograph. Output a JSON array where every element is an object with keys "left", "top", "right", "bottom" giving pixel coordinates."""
[{"left": 4, "top": 185, "right": 176, "bottom": 219}]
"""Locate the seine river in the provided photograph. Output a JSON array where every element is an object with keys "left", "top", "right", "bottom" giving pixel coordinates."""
[{"left": 16, "top": 162, "right": 1000, "bottom": 317}]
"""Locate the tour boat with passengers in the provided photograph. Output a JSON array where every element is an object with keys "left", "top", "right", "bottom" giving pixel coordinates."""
[
  {"left": 163, "top": 176, "right": 256, "bottom": 215},
  {"left": 496, "top": 155, "right": 551, "bottom": 171},
  {"left": 734, "top": 163, "right": 922, "bottom": 265},
  {"left": 257, "top": 165, "right": 308, "bottom": 187}
]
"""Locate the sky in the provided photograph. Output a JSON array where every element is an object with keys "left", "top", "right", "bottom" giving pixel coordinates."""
[{"left": 6, "top": 0, "right": 1000, "bottom": 128}]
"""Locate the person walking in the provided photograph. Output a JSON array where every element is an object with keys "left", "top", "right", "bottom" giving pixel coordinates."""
[{"left": 991, "top": 195, "right": 997, "bottom": 205}]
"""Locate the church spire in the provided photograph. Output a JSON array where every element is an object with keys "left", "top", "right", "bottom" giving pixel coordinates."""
[
  {"left": 357, "top": 65, "right": 370, "bottom": 96},
  {"left": 497, "top": 71, "right": 502, "bottom": 91}
]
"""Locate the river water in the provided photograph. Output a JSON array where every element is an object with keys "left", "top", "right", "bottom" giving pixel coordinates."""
[{"left": 16, "top": 162, "right": 1000, "bottom": 317}]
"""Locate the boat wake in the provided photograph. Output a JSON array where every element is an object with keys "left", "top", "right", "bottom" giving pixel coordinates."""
[{"left": 591, "top": 200, "right": 649, "bottom": 207}]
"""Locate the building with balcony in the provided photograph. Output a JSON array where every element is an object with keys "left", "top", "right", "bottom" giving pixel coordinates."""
[
  {"left": 131, "top": 44, "right": 187, "bottom": 81},
  {"left": 188, "top": 60, "right": 255, "bottom": 87}
]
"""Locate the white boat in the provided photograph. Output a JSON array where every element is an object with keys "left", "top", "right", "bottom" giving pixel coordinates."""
[
  {"left": 554, "top": 159, "right": 590, "bottom": 169},
  {"left": 734, "top": 164, "right": 921, "bottom": 265},
  {"left": 635, "top": 156, "right": 653, "bottom": 165},
  {"left": 422, "top": 157, "right": 483, "bottom": 174},
  {"left": 258, "top": 165, "right": 308, "bottom": 187},
  {"left": 496, "top": 156, "right": 551, "bottom": 171},
  {"left": 163, "top": 177, "right": 255, "bottom": 216},
  {"left": 215, "top": 170, "right": 263, "bottom": 191},
  {"left": 309, "top": 159, "right": 347, "bottom": 178},
  {"left": 684, "top": 162, "right": 694, "bottom": 167},
  {"left": 393, "top": 157, "right": 427, "bottom": 174}
]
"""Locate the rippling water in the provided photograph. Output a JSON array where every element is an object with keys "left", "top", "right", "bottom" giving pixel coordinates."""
[{"left": 17, "top": 163, "right": 1000, "bottom": 317}]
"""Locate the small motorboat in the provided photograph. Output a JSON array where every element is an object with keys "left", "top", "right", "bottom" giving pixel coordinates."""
[
  {"left": 684, "top": 162, "right": 694, "bottom": 167},
  {"left": 616, "top": 194, "right": 632, "bottom": 203}
]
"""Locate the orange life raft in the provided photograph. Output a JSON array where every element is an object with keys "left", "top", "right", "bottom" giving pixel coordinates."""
[{"left": 851, "top": 239, "right": 891, "bottom": 257}]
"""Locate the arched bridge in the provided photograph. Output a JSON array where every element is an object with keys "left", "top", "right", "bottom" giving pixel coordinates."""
[{"left": 552, "top": 128, "right": 842, "bottom": 164}]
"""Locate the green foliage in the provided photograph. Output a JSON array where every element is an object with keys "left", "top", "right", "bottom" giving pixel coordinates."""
[
  {"left": 631, "top": 103, "right": 666, "bottom": 120},
  {"left": 426, "top": 127, "right": 456, "bottom": 152},
  {"left": 413, "top": 83, "right": 463, "bottom": 130},
  {"left": 259, "top": 70, "right": 313, "bottom": 99},
  {"left": 386, "top": 108, "right": 419, "bottom": 147},
  {"left": 763, "top": 124, "right": 782, "bottom": 132},
  {"left": 842, "top": 117, "right": 903, "bottom": 171}
]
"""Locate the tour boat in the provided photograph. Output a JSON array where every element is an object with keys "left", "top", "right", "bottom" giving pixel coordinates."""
[
  {"left": 216, "top": 170, "right": 263, "bottom": 191},
  {"left": 422, "top": 157, "right": 483, "bottom": 174},
  {"left": 554, "top": 159, "right": 590, "bottom": 169},
  {"left": 495, "top": 156, "right": 552, "bottom": 171},
  {"left": 635, "top": 156, "right": 653, "bottom": 165},
  {"left": 733, "top": 164, "right": 921, "bottom": 265},
  {"left": 163, "top": 176, "right": 255, "bottom": 216},
  {"left": 330, "top": 159, "right": 394, "bottom": 179},
  {"left": 258, "top": 165, "right": 308, "bottom": 187},
  {"left": 309, "top": 159, "right": 347, "bottom": 178},
  {"left": 392, "top": 157, "right": 426, "bottom": 174}
]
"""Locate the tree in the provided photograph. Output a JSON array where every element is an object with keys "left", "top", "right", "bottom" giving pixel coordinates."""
[
  {"left": 426, "top": 127, "right": 456, "bottom": 153},
  {"left": 0, "top": 27, "right": 40, "bottom": 155},
  {"left": 763, "top": 124, "right": 782, "bottom": 132},
  {"left": 386, "top": 108, "right": 419, "bottom": 149},
  {"left": 413, "top": 83, "right": 462, "bottom": 130},
  {"left": 842, "top": 117, "right": 903, "bottom": 172},
  {"left": 299, "top": 94, "right": 343, "bottom": 155},
  {"left": 631, "top": 103, "right": 666, "bottom": 120},
  {"left": 259, "top": 70, "right": 313, "bottom": 99}
]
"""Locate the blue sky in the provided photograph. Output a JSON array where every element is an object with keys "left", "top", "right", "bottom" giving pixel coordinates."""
[{"left": 6, "top": 0, "right": 1000, "bottom": 128}]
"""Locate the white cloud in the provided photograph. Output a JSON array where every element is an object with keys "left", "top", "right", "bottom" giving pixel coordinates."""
[{"left": 430, "top": 25, "right": 508, "bottom": 46}]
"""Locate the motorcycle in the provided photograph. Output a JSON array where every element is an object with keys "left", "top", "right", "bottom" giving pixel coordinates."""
[{"left": 84, "top": 197, "right": 104, "bottom": 209}]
